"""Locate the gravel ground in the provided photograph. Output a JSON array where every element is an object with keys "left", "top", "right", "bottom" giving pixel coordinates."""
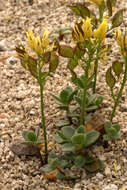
[{"left": 0, "top": 0, "right": 127, "bottom": 189}]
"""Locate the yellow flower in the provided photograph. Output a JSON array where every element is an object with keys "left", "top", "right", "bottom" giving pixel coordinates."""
[
  {"left": 41, "top": 30, "right": 50, "bottom": 49},
  {"left": 26, "top": 30, "right": 36, "bottom": 51},
  {"left": 26, "top": 30, "right": 50, "bottom": 54},
  {"left": 94, "top": 19, "right": 107, "bottom": 41},
  {"left": 73, "top": 18, "right": 93, "bottom": 42},
  {"left": 82, "top": 18, "right": 93, "bottom": 39},
  {"left": 99, "top": 44, "right": 110, "bottom": 64},
  {"left": 114, "top": 29, "right": 124, "bottom": 48},
  {"left": 73, "top": 24, "right": 85, "bottom": 42},
  {"left": 88, "top": 0, "right": 103, "bottom": 6}
]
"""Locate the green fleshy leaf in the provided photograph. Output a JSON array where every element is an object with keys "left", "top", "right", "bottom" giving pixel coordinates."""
[
  {"left": 62, "top": 126, "right": 75, "bottom": 139},
  {"left": 74, "top": 45, "right": 85, "bottom": 59},
  {"left": 112, "top": 61, "right": 123, "bottom": 79},
  {"left": 49, "top": 53, "right": 59, "bottom": 72},
  {"left": 59, "top": 86, "right": 72, "bottom": 104},
  {"left": 69, "top": 3, "right": 91, "bottom": 18},
  {"left": 112, "top": 9, "right": 124, "bottom": 28},
  {"left": 104, "top": 121, "right": 112, "bottom": 134},
  {"left": 85, "top": 130, "right": 100, "bottom": 147},
  {"left": 50, "top": 159, "right": 59, "bottom": 169},
  {"left": 59, "top": 160, "right": 69, "bottom": 168},
  {"left": 44, "top": 166, "right": 55, "bottom": 173},
  {"left": 106, "top": 0, "right": 112, "bottom": 16},
  {"left": 67, "top": 89, "right": 78, "bottom": 103},
  {"left": 69, "top": 5, "right": 81, "bottom": 16},
  {"left": 41, "top": 51, "right": 51, "bottom": 63},
  {"left": 58, "top": 45, "right": 74, "bottom": 58},
  {"left": 57, "top": 105, "right": 69, "bottom": 111},
  {"left": 84, "top": 157, "right": 95, "bottom": 164},
  {"left": 35, "top": 127, "right": 40, "bottom": 138},
  {"left": 22, "top": 131, "right": 30, "bottom": 141},
  {"left": 86, "top": 105, "right": 98, "bottom": 112},
  {"left": 50, "top": 93, "right": 63, "bottom": 104},
  {"left": 62, "top": 143, "right": 76, "bottom": 152},
  {"left": 27, "top": 132, "right": 37, "bottom": 142},
  {"left": 106, "top": 67, "right": 116, "bottom": 89},
  {"left": 76, "top": 3, "right": 90, "bottom": 18},
  {"left": 56, "top": 172, "right": 65, "bottom": 180},
  {"left": 56, "top": 131, "right": 68, "bottom": 141},
  {"left": 112, "top": 124, "right": 120, "bottom": 132},
  {"left": 74, "top": 155, "right": 86, "bottom": 167},
  {"left": 28, "top": 57, "right": 38, "bottom": 78},
  {"left": 71, "top": 134, "right": 86, "bottom": 146},
  {"left": 54, "top": 135, "right": 65, "bottom": 144},
  {"left": 76, "top": 126, "right": 85, "bottom": 134},
  {"left": 55, "top": 120, "right": 70, "bottom": 128}
]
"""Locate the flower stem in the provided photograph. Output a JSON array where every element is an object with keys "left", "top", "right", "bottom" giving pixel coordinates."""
[
  {"left": 40, "top": 83, "right": 48, "bottom": 163},
  {"left": 80, "top": 47, "right": 92, "bottom": 125},
  {"left": 93, "top": 42, "right": 101, "bottom": 93},
  {"left": 110, "top": 56, "right": 127, "bottom": 122},
  {"left": 38, "top": 57, "right": 48, "bottom": 163},
  {"left": 80, "top": 87, "right": 87, "bottom": 125}
]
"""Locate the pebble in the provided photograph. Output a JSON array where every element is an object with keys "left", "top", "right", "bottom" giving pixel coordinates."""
[
  {"left": 73, "top": 183, "right": 81, "bottom": 190},
  {"left": 103, "top": 184, "right": 118, "bottom": 190},
  {"left": 0, "top": 39, "right": 10, "bottom": 51},
  {"left": 96, "top": 172, "right": 104, "bottom": 180},
  {"left": 105, "top": 167, "right": 111, "bottom": 176}
]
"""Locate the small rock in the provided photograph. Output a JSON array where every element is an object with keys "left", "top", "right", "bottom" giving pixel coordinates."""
[
  {"left": 10, "top": 140, "right": 40, "bottom": 157},
  {"left": 103, "top": 184, "right": 118, "bottom": 190},
  {"left": 7, "top": 56, "right": 18, "bottom": 65},
  {"left": 74, "top": 183, "right": 81, "bottom": 190},
  {"left": 104, "top": 166, "right": 111, "bottom": 176},
  {"left": 0, "top": 39, "right": 9, "bottom": 51},
  {"left": 96, "top": 172, "right": 104, "bottom": 180}
]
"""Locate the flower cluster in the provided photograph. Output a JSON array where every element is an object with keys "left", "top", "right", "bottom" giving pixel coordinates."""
[
  {"left": 73, "top": 18, "right": 107, "bottom": 43},
  {"left": 26, "top": 30, "right": 50, "bottom": 55}
]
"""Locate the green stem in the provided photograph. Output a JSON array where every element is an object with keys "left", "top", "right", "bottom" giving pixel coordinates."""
[
  {"left": 93, "top": 42, "right": 101, "bottom": 93},
  {"left": 80, "top": 46, "right": 92, "bottom": 125},
  {"left": 111, "top": 88, "right": 115, "bottom": 101},
  {"left": 40, "top": 83, "right": 48, "bottom": 163},
  {"left": 38, "top": 58, "right": 48, "bottom": 163},
  {"left": 110, "top": 56, "right": 127, "bottom": 122},
  {"left": 80, "top": 88, "right": 87, "bottom": 125}
]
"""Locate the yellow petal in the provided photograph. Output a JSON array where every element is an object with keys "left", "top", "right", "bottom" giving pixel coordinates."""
[
  {"left": 88, "top": 0, "right": 103, "bottom": 6},
  {"left": 82, "top": 17, "right": 93, "bottom": 39},
  {"left": 114, "top": 29, "right": 124, "bottom": 48},
  {"left": 94, "top": 19, "right": 107, "bottom": 41},
  {"left": 42, "top": 30, "right": 50, "bottom": 49}
]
